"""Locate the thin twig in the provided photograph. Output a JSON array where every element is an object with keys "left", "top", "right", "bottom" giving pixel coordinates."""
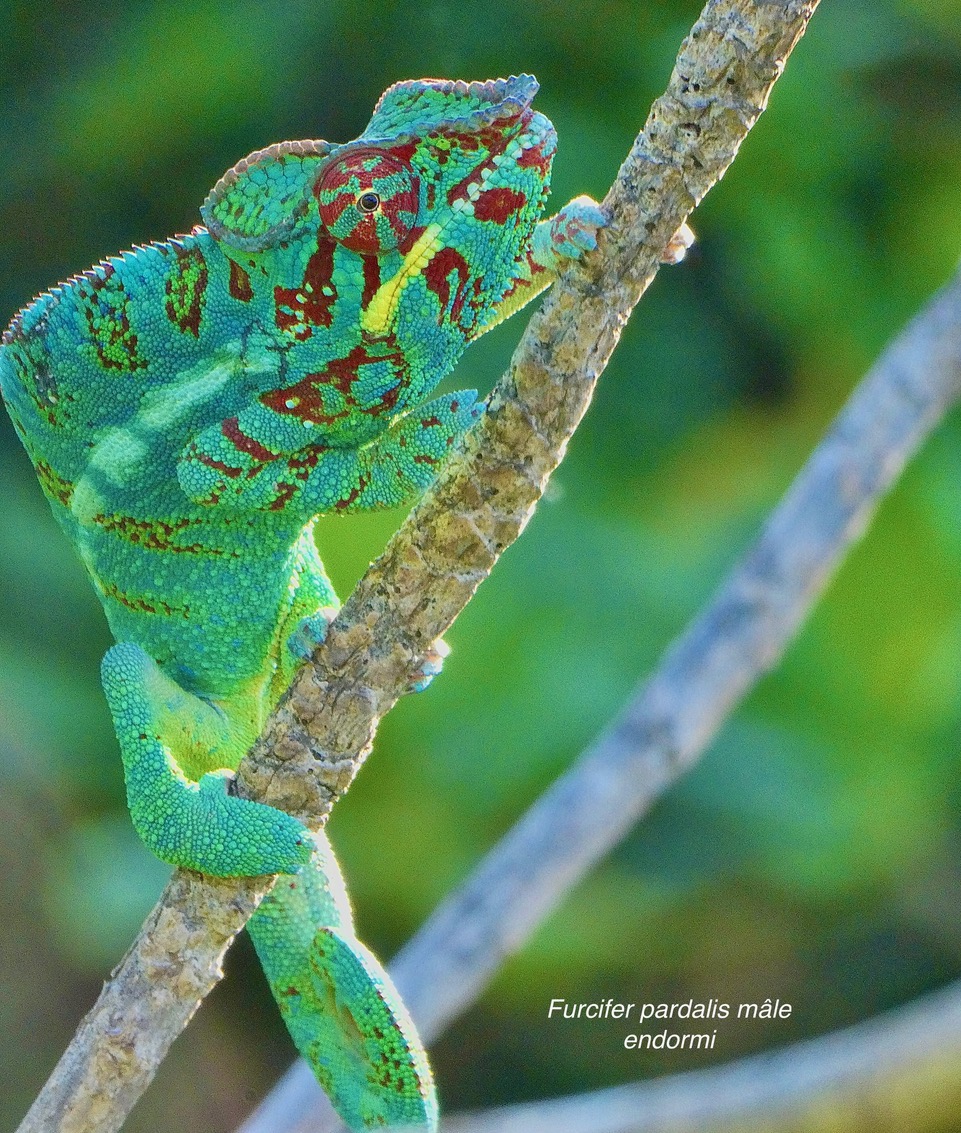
[
  {"left": 238, "top": 262, "right": 961, "bottom": 1133},
  {"left": 16, "top": 3, "right": 819, "bottom": 1131}
]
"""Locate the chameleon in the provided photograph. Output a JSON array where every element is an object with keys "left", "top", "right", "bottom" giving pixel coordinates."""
[{"left": 0, "top": 76, "right": 608, "bottom": 1129}]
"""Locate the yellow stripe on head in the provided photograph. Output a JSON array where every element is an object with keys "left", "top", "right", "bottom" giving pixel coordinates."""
[{"left": 360, "top": 222, "right": 445, "bottom": 336}]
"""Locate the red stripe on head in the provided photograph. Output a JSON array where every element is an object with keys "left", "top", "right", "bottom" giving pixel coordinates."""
[{"left": 474, "top": 186, "right": 527, "bottom": 224}]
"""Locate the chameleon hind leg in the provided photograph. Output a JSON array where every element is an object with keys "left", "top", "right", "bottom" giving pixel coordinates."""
[
  {"left": 249, "top": 830, "right": 437, "bottom": 1131},
  {"left": 101, "top": 642, "right": 312, "bottom": 876}
]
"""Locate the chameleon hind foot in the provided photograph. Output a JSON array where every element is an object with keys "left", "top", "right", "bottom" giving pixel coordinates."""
[
  {"left": 101, "top": 642, "right": 312, "bottom": 876},
  {"left": 289, "top": 610, "right": 448, "bottom": 694},
  {"left": 409, "top": 637, "right": 450, "bottom": 693},
  {"left": 286, "top": 606, "right": 340, "bottom": 661}
]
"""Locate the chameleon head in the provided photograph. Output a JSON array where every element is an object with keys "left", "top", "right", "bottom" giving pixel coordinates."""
[
  {"left": 348, "top": 75, "right": 557, "bottom": 335},
  {"left": 201, "top": 76, "right": 557, "bottom": 337}
]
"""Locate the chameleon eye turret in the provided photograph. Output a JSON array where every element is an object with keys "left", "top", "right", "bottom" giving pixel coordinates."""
[{"left": 317, "top": 149, "right": 419, "bottom": 253}]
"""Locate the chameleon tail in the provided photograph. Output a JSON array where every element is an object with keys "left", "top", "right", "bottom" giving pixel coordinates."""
[{"left": 248, "top": 830, "right": 437, "bottom": 1131}]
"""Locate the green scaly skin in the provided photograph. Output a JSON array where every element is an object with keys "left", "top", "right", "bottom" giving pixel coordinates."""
[{"left": 0, "top": 76, "right": 605, "bottom": 1130}]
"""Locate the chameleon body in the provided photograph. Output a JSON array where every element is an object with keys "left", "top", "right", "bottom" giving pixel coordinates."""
[{"left": 0, "top": 76, "right": 604, "bottom": 1129}]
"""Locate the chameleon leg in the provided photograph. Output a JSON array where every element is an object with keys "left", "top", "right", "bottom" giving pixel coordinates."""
[
  {"left": 177, "top": 390, "right": 481, "bottom": 513},
  {"left": 248, "top": 830, "right": 437, "bottom": 1132},
  {"left": 303, "top": 388, "right": 482, "bottom": 513},
  {"left": 101, "top": 642, "right": 312, "bottom": 876},
  {"left": 286, "top": 590, "right": 446, "bottom": 695}
]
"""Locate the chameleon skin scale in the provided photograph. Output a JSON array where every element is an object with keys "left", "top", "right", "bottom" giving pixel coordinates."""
[{"left": 0, "top": 76, "right": 604, "bottom": 1129}]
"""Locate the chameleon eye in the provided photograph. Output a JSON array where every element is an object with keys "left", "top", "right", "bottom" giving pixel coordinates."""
[{"left": 317, "top": 151, "right": 418, "bottom": 255}]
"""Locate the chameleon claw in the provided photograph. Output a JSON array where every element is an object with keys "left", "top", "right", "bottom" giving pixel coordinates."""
[{"left": 287, "top": 608, "right": 339, "bottom": 660}]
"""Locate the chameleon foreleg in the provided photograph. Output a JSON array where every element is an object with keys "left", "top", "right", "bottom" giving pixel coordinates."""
[
  {"left": 101, "top": 642, "right": 312, "bottom": 876},
  {"left": 248, "top": 830, "right": 437, "bottom": 1131},
  {"left": 177, "top": 389, "right": 481, "bottom": 513},
  {"left": 309, "top": 389, "right": 483, "bottom": 513}
]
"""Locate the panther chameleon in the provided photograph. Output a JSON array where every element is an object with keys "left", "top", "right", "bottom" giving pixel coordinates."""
[{"left": 1, "top": 75, "right": 612, "bottom": 1129}]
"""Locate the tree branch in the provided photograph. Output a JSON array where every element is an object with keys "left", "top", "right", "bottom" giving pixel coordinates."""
[
  {"left": 238, "top": 261, "right": 961, "bottom": 1133},
  {"left": 16, "top": 3, "right": 820, "bottom": 1131}
]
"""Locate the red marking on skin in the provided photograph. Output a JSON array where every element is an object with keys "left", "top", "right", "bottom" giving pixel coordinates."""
[
  {"left": 398, "top": 223, "right": 425, "bottom": 256},
  {"left": 421, "top": 415, "right": 441, "bottom": 427},
  {"left": 101, "top": 579, "right": 188, "bottom": 618},
  {"left": 334, "top": 486, "right": 360, "bottom": 510},
  {"left": 261, "top": 372, "right": 348, "bottom": 427},
  {"left": 450, "top": 399, "right": 459, "bottom": 412},
  {"left": 414, "top": 453, "right": 438, "bottom": 464},
  {"left": 191, "top": 449, "right": 242, "bottom": 479},
  {"left": 260, "top": 342, "right": 409, "bottom": 423},
  {"left": 361, "top": 255, "right": 381, "bottom": 309},
  {"left": 35, "top": 460, "right": 74, "bottom": 507},
  {"left": 274, "top": 235, "right": 337, "bottom": 339},
  {"left": 270, "top": 482, "right": 297, "bottom": 511},
  {"left": 442, "top": 119, "right": 525, "bottom": 206},
  {"left": 286, "top": 446, "right": 325, "bottom": 483},
  {"left": 474, "top": 186, "right": 527, "bottom": 224},
  {"left": 318, "top": 163, "right": 355, "bottom": 192},
  {"left": 164, "top": 244, "right": 208, "bottom": 337},
  {"left": 386, "top": 140, "right": 418, "bottom": 164},
  {"left": 518, "top": 138, "right": 554, "bottom": 176},
  {"left": 93, "top": 513, "right": 227, "bottom": 555},
  {"left": 333, "top": 474, "right": 369, "bottom": 511},
  {"left": 423, "top": 247, "right": 470, "bottom": 325},
  {"left": 228, "top": 258, "right": 254, "bottom": 302},
  {"left": 446, "top": 155, "right": 498, "bottom": 206},
  {"left": 221, "top": 416, "right": 277, "bottom": 463},
  {"left": 384, "top": 196, "right": 417, "bottom": 247},
  {"left": 77, "top": 263, "right": 147, "bottom": 371}
]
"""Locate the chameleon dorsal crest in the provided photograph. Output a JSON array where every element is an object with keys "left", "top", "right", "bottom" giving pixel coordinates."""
[{"left": 201, "top": 138, "right": 333, "bottom": 251}]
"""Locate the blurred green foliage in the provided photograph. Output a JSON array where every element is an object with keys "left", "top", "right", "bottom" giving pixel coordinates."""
[{"left": 4, "top": 1, "right": 961, "bottom": 1128}]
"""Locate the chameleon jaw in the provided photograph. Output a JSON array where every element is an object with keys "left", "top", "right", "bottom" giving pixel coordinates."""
[{"left": 360, "top": 222, "right": 445, "bottom": 337}]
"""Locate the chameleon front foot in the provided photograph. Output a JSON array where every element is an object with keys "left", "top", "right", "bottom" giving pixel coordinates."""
[
  {"left": 102, "top": 642, "right": 312, "bottom": 877},
  {"left": 542, "top": 194, "right": 609, "bottom": 262}
]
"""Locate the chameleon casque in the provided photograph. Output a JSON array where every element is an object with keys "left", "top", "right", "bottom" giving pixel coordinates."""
[{"left": 0, "top": 76, "right": 606, "bottom": 1129}]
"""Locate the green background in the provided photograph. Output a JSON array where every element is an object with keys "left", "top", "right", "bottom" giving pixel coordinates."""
[{"left": 3, "top": 1, "right": 961, "bottom": 1128}]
